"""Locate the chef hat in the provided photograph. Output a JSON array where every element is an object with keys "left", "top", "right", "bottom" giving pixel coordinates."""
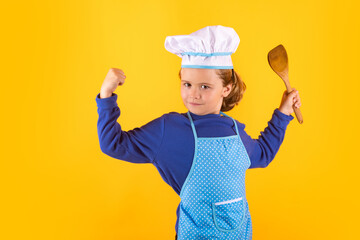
[{"left": 164, "top": 25, "right": 240, "bottom": 69}]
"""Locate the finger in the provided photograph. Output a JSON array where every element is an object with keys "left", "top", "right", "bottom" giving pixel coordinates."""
[
  {"left": 115, "top": 70, "right": 125, "bottom": 76},
  {"left": 118, "top": 73, "right": 126, "bottom": 79},
  {"left": 290, "top": 93, "right": 297, "bottom": 101},
  {"left": 293, "top": 96, "right": 300, "bottom": 103},
  {"left": 114, "top": 68, "right": 125, "bottom": 75},
  {"left": 118, "top": 79, "right": 125, "bottom": 85},
  {"left": 290, "top": 89, "right": 299, "bottom": 98}
]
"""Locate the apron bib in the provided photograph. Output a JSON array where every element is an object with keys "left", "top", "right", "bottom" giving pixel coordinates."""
[{"left": 177, "top": 111, "right": 252, "bottom": 240}]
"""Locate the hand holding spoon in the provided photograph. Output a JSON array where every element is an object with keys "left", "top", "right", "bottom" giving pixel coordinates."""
[{"left": 268, "top": 44, "right": 303, "bottom": 124}]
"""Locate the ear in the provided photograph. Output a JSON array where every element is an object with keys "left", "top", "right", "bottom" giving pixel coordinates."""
[{"left": 222, "top": 83, "right": 232, "bottom": 97}]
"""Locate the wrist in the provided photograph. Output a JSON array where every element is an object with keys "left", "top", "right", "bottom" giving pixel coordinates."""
[
  {"left": 278, "top": 107, "right": 290, "bottom": 116},
  {"left": 100, "top": 91, "right": 112, "bottom": 99}
]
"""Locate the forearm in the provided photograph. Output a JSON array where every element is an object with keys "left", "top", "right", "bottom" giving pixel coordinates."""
[{"left": 248, "top": 108, "right": 294, "bottom": 168}]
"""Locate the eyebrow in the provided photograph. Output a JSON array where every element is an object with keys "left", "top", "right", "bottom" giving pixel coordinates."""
[{"left": 181, "top": 80, "right": 214, "bottom": 85}]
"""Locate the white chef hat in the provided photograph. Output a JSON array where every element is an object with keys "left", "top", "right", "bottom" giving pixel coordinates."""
[{"left": 164, "top": 25, "right": 240, "bottom": 69}]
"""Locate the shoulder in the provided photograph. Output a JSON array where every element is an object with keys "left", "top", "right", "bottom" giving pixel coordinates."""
[
  {"left": 141, "top": 112, "right": 188, "bottom": 128},
  {"left": 162, "top": 111, "right": 189, "bottom": 120},
  {"left": 232, "top": 118, "right": 246, "bottom": 131},
  {"left": 144, "top": 111, "right": 183, "bottom": 121}
]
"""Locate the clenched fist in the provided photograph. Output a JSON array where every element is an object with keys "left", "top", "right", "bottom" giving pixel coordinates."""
[{"left": 100, "top": 68, "right": 126, "bottom": 98}]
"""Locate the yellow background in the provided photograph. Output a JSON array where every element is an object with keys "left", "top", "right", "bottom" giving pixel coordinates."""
[{"left": 1, "top": 0, "right": 359, "bottom": 239}]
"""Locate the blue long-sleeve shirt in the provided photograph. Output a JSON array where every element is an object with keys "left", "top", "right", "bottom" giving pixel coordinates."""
[{"left": 95, "top": 92, "right": 294, "bottom": 234}]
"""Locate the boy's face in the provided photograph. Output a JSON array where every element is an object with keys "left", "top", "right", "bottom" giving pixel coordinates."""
[{"left": 180, "top": 68, "right": 232, "bottom": 115}]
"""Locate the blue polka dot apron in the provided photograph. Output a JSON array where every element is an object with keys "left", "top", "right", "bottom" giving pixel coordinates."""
[{"left": 177, "top": 111, "right": 252, "bottom": 239}]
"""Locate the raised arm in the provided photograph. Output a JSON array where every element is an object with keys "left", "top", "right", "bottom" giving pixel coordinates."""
[
  {"left": 96, "top": 93, "right": 165, "bottom": 164},
  {"left": 96, "top": 68, "right": 165, "bottom": 164}
]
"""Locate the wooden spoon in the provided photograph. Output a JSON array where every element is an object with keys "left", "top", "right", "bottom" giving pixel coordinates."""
[{"left": 268, "top": 44, "right": 303, "bottom": 124}]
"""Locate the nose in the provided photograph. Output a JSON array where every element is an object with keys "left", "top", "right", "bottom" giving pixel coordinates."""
[{"left": 189, "top": 87, "right": 200, "bottom": 99}]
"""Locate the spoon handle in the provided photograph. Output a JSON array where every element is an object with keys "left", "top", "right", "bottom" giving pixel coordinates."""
[
  {"left": 282, "top": 75, "right": 303, "bottom": 124},
  {"left": 293, "top": 103, "right": 303, "bottom": 124}
]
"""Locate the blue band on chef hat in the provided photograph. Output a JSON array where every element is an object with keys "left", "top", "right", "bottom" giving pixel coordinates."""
[
  {"left": 181, "top": 52, "right": 233, "bottom": 56},
  {"left": 181, "top": 65, "right": 233, "bottom": 69}
]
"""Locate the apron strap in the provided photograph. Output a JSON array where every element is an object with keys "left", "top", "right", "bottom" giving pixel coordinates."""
[
  {"left": 186, "top": 111, "right": 198, "bottom": 139},
  {"left": 220, "top": 111, "right": 240, "bottom": 136}
]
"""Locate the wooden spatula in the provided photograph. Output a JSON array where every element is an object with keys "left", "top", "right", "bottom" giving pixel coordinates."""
[{"left": 268, "top": 44, "right": 303, "bottom": 124}]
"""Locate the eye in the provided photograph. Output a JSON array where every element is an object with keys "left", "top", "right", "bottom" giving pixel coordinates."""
[
  {"left": 201, "top": 85, "right": 209, "bottom": 89},
  {"left": 183, "top": 83, "right": 191, "bottom": 87}
]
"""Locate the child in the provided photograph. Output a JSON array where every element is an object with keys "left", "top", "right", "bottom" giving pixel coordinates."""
[{"left": 96, "top": 25, "right": 301, "bottom": 240}]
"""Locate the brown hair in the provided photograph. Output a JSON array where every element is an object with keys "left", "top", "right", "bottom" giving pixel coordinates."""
[{"left": 178, "top": 68, "right": 246, "bottom": 112}]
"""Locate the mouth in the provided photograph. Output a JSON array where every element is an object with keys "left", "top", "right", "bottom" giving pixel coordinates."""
[{"left": 189, "top": 102, "right": 202, "bottom": 106}]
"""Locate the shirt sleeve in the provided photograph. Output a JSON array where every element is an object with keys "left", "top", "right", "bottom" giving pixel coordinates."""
[
  {"left": 95, "top": 93, "right": 165, "bottom": 164},
  {"left": 239, "top": 108, "right": 294, "bottom": 168}
]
